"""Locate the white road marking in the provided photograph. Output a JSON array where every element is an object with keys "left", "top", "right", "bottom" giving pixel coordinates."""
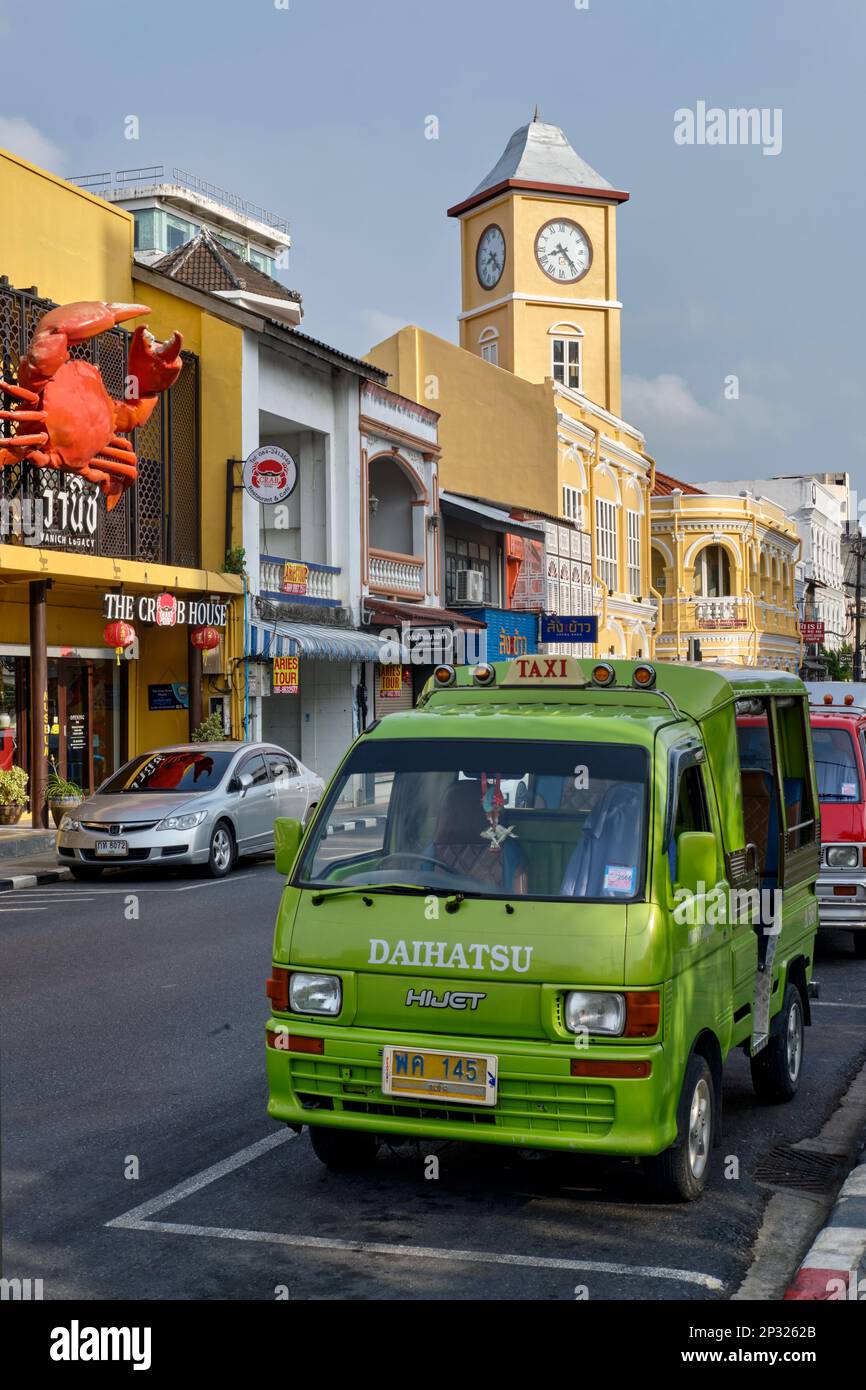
[
  {"left": 813, "top": 1001, "right": 866, "bottom": 1009},
  {"left": 106, "top": 1129, "right": 724, "bottom": 1291},
  {"left": 107, "top": 1130, "right": 294, "bottom": 1226},
  {"left": 175, "top": 873, "right": 261, "bottom": 892}
]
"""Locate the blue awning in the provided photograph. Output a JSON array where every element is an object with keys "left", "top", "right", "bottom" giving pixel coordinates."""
[{"left": 248, "top": 619, "right": 386, "bottom": 662}]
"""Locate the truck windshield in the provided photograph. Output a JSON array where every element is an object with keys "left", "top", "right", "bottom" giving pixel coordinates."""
[
  {"left": 812, "top": 727, "right": 861, "bottom": 802},
  {"left": 298, "top": 738, "right": 649, "bottom": 901}
]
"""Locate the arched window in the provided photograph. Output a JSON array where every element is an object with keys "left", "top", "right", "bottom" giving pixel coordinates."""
[
  {"left": 548, "top": 322, "right": 583, "bottom": 390},
  {"left": 652, "top": 547, "right": 667, "bottom": 596},
  {"left": 368, "top": 455, "right": 420, "bottom": 555},
  {"left": 478, "top": 325, "right": 499, "bottom": 366},
  {"left": 694, "top": 544, "right": 730, "bottom": 598}
]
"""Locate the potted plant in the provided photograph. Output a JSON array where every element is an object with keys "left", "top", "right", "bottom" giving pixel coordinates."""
[
  {"left": 191, "top": 711, "right": 225, "bottom": 743},
  {"left": 0, "top": 765, "right": 29, "bottom": 825},
  {"left": 47, "top": 762, "right": 84, "bottom": 829}
]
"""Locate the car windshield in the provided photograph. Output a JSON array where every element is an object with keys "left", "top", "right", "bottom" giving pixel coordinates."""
[
  {"left": 98, "top": 751, "right": 236, "bottom": 794},
  {"left": 298, "top": 738, "right": 649, "bottom": 901},
  {"left": 811, "top": 728, "right": 861, "bottom": 802}
]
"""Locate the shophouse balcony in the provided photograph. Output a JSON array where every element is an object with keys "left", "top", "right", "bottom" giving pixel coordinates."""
[
  {"left": 259, "top": 554, "right": 340, "bottom": 606},
  {"left": 693, "top": 596, "right": 749, "bottom": 628},
  {"left": 368, "top": 548, "right": 425, "bottom": 597}
]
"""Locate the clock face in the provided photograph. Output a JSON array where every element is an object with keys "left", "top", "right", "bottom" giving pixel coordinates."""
[
  {"left": 476, "top": 224, "right": 506, "bottom": 289},
  {"left": 535, "top": 219, "right": 592, "bottom": 283}
]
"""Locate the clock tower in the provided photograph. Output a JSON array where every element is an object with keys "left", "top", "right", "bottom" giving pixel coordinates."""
[{"left": 447, "top": 115, "right": 629, "bottom": 415}]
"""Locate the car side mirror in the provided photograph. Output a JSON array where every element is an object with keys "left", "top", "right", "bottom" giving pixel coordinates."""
[
  {"left": 236, "top": 771, "right": 254, "bottom": 795},
  {"left": 274, "top": 817, "right": 303, "bottom": 876},
  {"left": 675, "top": 831, "right": 717, "bottom": 896}
]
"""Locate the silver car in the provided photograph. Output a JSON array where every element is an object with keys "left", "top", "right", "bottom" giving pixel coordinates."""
[{"left": 56, "top": 742, "right": 324, "bottom": 880}]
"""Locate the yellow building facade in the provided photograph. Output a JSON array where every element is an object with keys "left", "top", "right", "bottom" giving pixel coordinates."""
[
  {"left": 650, "top": 478, "right": 802, "bottom": 671},
  {"left": 0, "top": 150, "right": 244, "bottom": 820},
  {"left": 368, "top": 117, "right": 657, "bottom": 658}
]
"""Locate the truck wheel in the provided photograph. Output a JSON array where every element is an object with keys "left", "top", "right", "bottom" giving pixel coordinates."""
[
  {"left": 308, "top": 1125, "right": 378, "bottom": 1171},
  {"left": 647, "top": 1055, "right": 714, "bottom": 1202},
  {"left": 750, "top": 983, "right": 804, "bottom": 1103},
  {"left": 853, "top": 934, "right": 866, "bottom": 960}
]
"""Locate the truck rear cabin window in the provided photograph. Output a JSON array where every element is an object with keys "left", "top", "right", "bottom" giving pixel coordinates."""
[{"left": 298, "top": 738, "right": 649, "bottom": 902}]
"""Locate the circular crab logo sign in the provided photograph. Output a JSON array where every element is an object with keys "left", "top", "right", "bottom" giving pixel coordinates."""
[{"left": 243, "top": 446, "right": 297, "bottom": 504}]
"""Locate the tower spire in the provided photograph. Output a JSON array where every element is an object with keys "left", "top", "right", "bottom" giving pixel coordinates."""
[{"left": 532, "top": 103, "right": 540, "bottom": 123}]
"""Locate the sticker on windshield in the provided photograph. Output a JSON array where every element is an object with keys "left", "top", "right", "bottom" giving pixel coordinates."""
[
  {"left": 842, "top": 782, "right": 857, "bottom": 797},
  {"left": 603, "top": 864, "right": 636, "bottom": 894}
]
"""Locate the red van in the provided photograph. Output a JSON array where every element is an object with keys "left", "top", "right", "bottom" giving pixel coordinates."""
[{"left": 806, "top": 683, "right": 866, "bottom": 959}]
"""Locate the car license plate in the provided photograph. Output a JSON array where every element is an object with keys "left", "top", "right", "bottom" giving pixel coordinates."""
[
  {"left": 94, "top": 839, "right": 127, "bottom": 857},
  {"left": 382, "top": 1046, "right": 497, "bottom": 1107}
]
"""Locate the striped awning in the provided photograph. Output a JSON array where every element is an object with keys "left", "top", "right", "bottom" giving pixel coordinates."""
[{"left": 248, "top": 619, "right": 387, "bottom": 662}]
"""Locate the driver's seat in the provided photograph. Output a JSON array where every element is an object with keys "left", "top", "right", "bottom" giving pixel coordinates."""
[{"left": 430, "top": 781, "right": 527, "bottom": 892}]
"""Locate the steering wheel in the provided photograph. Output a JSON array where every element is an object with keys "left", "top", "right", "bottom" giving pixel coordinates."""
[{"left": 376, "top": 851, "right": 456, "bottom": 876}]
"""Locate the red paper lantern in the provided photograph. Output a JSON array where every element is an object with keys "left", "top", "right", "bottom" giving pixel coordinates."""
[
  {"left": 190, "top": 625, "right": 220, "bottom": 652},
  {"left": 103, "top": 620, "right": 136, "bottom": 665}
]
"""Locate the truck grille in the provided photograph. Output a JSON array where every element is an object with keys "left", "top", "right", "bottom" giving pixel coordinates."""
[{"left": 289, "top": 1056, "right": 614, "bottom": 1136}]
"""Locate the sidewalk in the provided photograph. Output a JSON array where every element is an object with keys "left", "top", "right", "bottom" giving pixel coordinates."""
[
  {"left": 785, "top": 1142, "right": 866, "bottom": 1300},
  {"left": 0, "top": 850, "right": 71, "bottom": 890}
]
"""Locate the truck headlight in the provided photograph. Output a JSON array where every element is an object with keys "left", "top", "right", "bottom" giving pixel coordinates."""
[
  {"left": 155, "top": 810, "right": 208, "bottom": 831},
  {"left": 289, "top": 972, "right": 342, "bottom": 1016},
  {"left": 564, "top": 990, "right": 626, "bottom": 1036},
  {"left": 826, "top": 845, "right": 859, "bottom": 869}
]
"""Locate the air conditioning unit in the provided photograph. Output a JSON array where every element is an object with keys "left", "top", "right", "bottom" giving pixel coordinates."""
[{"left": 456, "top": 568, "right": 485, "bottom": 604}]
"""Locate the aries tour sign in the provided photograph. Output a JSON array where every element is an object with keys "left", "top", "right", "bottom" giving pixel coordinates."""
[{"left": 103, "top": 592, "right": 229, "bottom": 628}]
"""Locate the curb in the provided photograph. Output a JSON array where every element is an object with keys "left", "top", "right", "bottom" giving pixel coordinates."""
[
  {"left": 784, "top": 1149, "right": 866, "bottom": 1300},
  {"left": 0, "top": 868, "right": 72, "bottom": 891}
]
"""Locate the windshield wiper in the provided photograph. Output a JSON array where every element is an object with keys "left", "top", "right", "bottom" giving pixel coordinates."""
[{"left": 308, "top": 882, "right": 430, "bottom": 906}]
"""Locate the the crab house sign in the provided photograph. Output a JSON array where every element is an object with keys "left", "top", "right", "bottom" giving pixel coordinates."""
[{"left": 103, "top": 592, "right": 228, "bottom": 628}]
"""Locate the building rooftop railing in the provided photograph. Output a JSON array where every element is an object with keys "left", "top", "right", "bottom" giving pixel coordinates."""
[{"left": 67, "top": 165, "right": 289, "bottom": 235}]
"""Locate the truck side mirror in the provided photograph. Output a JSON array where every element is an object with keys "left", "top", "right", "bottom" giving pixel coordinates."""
[
  {"left": 274, "top": 817, "right": 303, "bottom": 876},
  {"left": 675, "top": 831, "right": 717, "bottom": 896}
]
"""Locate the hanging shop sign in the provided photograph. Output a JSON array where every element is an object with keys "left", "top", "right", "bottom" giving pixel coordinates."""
[
  {"left": 378, "top": 664, "right": 411, "bottom": 700},
  {"left": 0, "top": 300, "right": 183, "bottom": 511},
  {"left": 800, "top": 620, "right": 825, "bottom": 643},
  {"left": 103, "top": 592, "right": 229, "bottom": 628},
  {"left": 243, "top": 446, "right": 298, "bottom": 504},
  {"left": 540, "top": 614, "right": 598, "bottom": 644},
  {"left": 148, "top": 683, "right": 189, "bottom": 711},
  {"left": 281, "top": 562, "right": 309, "bottom": 596},
  {"left": 273, "top": 656, "right": 300, "bottom": 695}
]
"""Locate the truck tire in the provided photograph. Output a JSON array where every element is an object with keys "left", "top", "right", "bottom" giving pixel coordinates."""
[
  {"left": 308, "top": 1125, "right": 379, "bottom": 1171},
  {"left": 750, "top": 983, "right": 804, "bottom": 1103},
  {"left": 647, "top": 1054, "right": 714, "bottom": 1202}
]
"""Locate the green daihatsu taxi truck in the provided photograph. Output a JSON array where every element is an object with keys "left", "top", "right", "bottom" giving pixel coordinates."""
[{"left": 265, "top": 658, "right": 820, "bottom": 1200}]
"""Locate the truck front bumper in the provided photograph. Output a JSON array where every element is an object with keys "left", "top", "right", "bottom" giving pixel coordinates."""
[
  {"left": 266, "top": 1021, "right": 677, "bottom": 1157},
  {"left": 816, "top": 874, "right": 866, "bottom": 930}
]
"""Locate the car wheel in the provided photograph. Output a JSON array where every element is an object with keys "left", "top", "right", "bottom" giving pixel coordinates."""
[
  {"left": 69, "top": 865, "right": 103, "bottom": 881},
  {"left": 853, "top": 933, "right": 866, "bottom": 960},
  {"left": 207, "top": 820, "right": 235, "bottom": 878},
  {"left": 308, "top": 1125, "right": 379, "bottom": 1172},
  {"left": 750, "top": 983, "right": 804, "bottom": 1103},
  {"left": 646, "top": 1055, "right": 714, "bottom": 1202}
]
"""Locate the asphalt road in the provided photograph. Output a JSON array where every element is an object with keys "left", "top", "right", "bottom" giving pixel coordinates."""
[{"left": 2, "top": 860, "right": 865, "bottom": 1302}]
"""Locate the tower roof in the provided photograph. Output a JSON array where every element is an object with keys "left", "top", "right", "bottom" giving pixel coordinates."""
[{"left": 448, "top": 117, "right": 629, "bottom": 217}]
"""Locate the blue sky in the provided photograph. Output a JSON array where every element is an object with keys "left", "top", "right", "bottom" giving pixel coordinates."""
[{"left": 2, "top": 0, "right": 864, "bottom": 490}]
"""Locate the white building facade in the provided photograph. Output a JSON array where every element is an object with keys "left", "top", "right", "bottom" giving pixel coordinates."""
[{"left": 703, "top": 476, "right": 847, "bottom": 651}]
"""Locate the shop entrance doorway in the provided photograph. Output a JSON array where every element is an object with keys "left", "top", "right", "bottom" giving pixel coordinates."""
[{"left": 0, "top": 653, "right": 122, "bottom": 792}]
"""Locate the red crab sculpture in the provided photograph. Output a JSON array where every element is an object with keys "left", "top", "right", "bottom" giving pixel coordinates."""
[{"left": 0, "top": 301, "right": 183, "bottom": 511}]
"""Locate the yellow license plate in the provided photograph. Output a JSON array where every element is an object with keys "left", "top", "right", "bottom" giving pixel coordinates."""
[{"left": 382, "top": 1046, "right": 498, "bottom": 1107}]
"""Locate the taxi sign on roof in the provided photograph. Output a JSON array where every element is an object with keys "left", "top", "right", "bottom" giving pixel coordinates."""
[{"left": 503, "top": 656, "right": 590, "bottom": 686}]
